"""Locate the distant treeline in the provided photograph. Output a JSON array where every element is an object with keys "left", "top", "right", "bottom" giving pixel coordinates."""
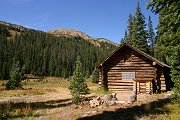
[{"left": 0, "top": 23, "right": 116, "bottom": 79}]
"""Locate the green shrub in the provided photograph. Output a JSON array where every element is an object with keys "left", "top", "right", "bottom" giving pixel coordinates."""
[
  {"left": 5, "top": 80, "right": 22, "bottom": 90},
  {"left": 91, "top": 67, "right": 99, "bottom": 83},
  {"left": 6, "top": 61, "right": 26, "bottom": 90},
  {"left": 69, "top": 56, "right": 89, "bottom": 104},
  {"left": 2, "top": 83, "right": 5, "bottom": 86}
]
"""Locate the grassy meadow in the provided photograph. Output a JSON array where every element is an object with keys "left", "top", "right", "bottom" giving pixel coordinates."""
[{"left": 0, "top": 77, "right": 180, "bottom": 120}]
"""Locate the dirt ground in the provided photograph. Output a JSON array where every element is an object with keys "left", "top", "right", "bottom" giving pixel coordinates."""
[
  {"left": 0, "top": 78, "right": 174, "bottom": 120},
  {"left": 19, "top": 92, "right": 170, "bottom": 120}
]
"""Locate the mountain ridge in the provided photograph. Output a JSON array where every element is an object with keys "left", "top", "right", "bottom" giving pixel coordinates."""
[
  {"left": 0, "top": 21, "right": 118, "bottom": 47},
  {"left": 0, "top": 20, "right": 117, "bottom": 79},
  {"left": 48, "top": 29, "right": 118, "bottom": 47}
]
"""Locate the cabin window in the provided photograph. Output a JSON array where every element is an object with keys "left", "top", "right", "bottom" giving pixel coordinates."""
[{"left": 122, "top": 72, "right": 135, "bottom": 80}]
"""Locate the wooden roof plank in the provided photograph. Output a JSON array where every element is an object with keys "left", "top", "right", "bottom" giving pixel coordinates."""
[{"left": 97, "top": 43, "right": 170, "bottom": 68}]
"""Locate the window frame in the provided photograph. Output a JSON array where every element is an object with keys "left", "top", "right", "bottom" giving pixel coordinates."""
[{"left": 122, "top": 72, "right": 135, "bottom": 80}]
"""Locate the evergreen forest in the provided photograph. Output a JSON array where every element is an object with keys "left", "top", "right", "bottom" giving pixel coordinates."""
[{"left": 0, "top": 22, "right": 116, "bottom": 80}]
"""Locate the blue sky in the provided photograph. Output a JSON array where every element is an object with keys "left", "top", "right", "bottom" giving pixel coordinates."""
[{"left": 1, "top": 0, "right": 158, "bottom": 43}]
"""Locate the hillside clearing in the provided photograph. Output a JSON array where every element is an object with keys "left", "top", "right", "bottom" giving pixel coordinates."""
[{"left": 0, "top": 77, "right": 99, "bottom": 102}]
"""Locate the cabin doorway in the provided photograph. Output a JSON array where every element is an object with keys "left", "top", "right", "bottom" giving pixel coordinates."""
[
  {"left": 152, "top": 79, "right": 157, "bottom": 93},
  {"left": 139, "top": 82, "right": 146, "bottom": 93},
  {"left": 135, "top": 81, "right": 151, "bottom": 94}
]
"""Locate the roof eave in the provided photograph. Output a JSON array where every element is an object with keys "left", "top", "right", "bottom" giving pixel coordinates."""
[{"left": 97, "top": 43, "right": 170, "bottom": 68}]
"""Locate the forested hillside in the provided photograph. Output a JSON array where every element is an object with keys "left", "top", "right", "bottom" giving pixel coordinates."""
[
  {"left": 48, "top": 29, "right": 118, "bottom": 47},
  {"left": 0, "top": 22, "right": 117, "bottom": 79}
]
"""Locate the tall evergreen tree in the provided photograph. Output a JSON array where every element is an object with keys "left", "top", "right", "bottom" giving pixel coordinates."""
[
  {"left": 42, "top": 47, "right": 49, "bottom": 75},
  {"left": 2, "top": 61, "right": 9, "bottom": 80},
  {"left": 49, "top": 56, "right": 55, "bottom": 76},
  {"left": 120, "top": 30, "right": 128, "bottom": 44},
  {"left": 148, "top": 0, "right": 180, "bottom": 94},
  {"left": 0, "top": 35, "right": 3, "bottom": 79},
  {"left": 147, "top": 16, "right": 155, "bottom": 56},
  {"left": 133, "top": 1, "right": 149, "bottom": 53},
  {"left": 0, "top": 22, "right": 117, "bottom": 79},
  {"left": 120, "top": 38, "right": 124, "bottom": 44},
  {"left": 5, "top": 61, "right": 25, "bottom": 90},
  {"left": 68, "top": 56, "right": 89, "bottom": 104},
  {"left": 91, "top": 67, "right": 99, "bottom": 83},
  {"left": 123, "top": 30, "right": 128, "bottom": 43},
  {"left": 127, "top": 13, "right": 134, "bottom": 45}
]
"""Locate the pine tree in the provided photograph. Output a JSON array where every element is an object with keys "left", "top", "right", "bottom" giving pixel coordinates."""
[
  {"left": 133, "top": 1, "right": 149, "bottom": 53},
  {"left": 49, "top": 56, "right": 55, "bottom": 76},
  {"left": 127, "top": 13, "right": 134, "bottom": 45},
  {"left": 68, "top": 56, "right": 89, "bottom": 104},
  {"left": 148, "top": 0, "right": 180, "bottom": 95},
  {"left": 120, "top": 30, "right": 128, "bottom": 44},
  {"left": 0, "top": 22, "right": 116, "bottom": 80},
  {"left": 147, "top": 16, "right": 156, "bottom": 56},
  {"left": 120, "top": 38, "right": 124, "bottom": 44},
  {"left": 124, "top": 30, "right": 128, "bottom": 43},
  {"left": 42, "top": 47, "right": 49, "bottom": 75},
  {"left": 131, "top": 16, "right": 138, "bottom": 46},
  {"left": 125, "top": 2, "right": 149, "bottom": 53},
  {"left": 0, "top": 34, "right": 9, "bottom": 80},
  {"left": 91, "top": 67, "right": 99, "bottom": 83},
  {"left": 6, "top": 61, "right": 23, "bottom": 90},
  {"left": 2, "top": 61, "right": 9, "bottom": 80},
  {"left": 170, "top": 47, "right": 180, "bottom": 94},
  {"left": 0, "top": 35, "right": 4, "bottom": 79}
]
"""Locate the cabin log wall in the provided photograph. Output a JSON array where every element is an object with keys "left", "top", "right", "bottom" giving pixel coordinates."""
[
  {"left": 98, "top": 45, "right": 170, "bottom": 94},
  {"left": 102, "top": 50, "right": 155, "bottom": 94},
  {"left": 157, "top": 69, "right": 166, "bottom": 91}
]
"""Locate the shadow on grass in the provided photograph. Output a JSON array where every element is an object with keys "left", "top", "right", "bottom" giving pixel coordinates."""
[
  {"left": 78, "top": 98, "right": 172, "bottom": 120},
  {"left": 0, "top": 95, "right": 96, "bottom": 119},
  {"left": 0, "top": 98, "right": 72, "bottom": 109},
  {"left": 0, "top": 98, "right": 72, "bottom": 119}
]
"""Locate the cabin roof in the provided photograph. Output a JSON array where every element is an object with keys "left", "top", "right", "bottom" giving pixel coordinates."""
[{"left": 98, "top": 43, "right": 170, "bottom": 68}]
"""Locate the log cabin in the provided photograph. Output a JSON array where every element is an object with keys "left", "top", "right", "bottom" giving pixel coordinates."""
[{"left": 98, "top": 43, "right": 173, "bottom": 94}]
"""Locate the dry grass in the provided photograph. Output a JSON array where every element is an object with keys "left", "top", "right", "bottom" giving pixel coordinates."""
[
  {"left": 0, "top": 77, "right": 100, "bottom": 98},
  {"left": 23, "top": 77, "right": 69, "bottom": 88},
  {"left": 0, "top": 80, "right": 5, "bottom": 85},
  {"left": 0, "top": 101, "right": 34, "bottom": 119},
  {"left": 165, "top": 103, "right": 180, "bottom": 120},
  {"left": 135, "top": 100, "right": 180, "bottom": 120},
  {"left": 2, "top": 77, "right": 179, "bottom": 120},
  {"left": 0, "top": 77, "right": 70, "bottom": 98},
  {"left": 0, "top": 77, "right": 99, "bottom": 119},
  {"left": 0, "top": 80, "right": 6, "bottom": 88},
  {"left": 0, "top": 89, "right": 46, "bottom": 98}
]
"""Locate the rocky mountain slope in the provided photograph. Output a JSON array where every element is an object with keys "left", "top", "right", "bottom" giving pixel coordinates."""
[
  {"left": 0, "top": 21, "right": 118, "bottom": 47},
  {"left": 0, "top": 21, "right": 27, "bottom": 40},
  {"left": 0, "top": 21, "right": 117, "bottom": 79},
  {"left": 48, "top": 29, "right": 118, "bottom": 47}
]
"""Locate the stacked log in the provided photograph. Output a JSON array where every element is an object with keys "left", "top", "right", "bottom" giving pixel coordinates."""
[
  {"left": 98, "top": 49, "right": 168, "bottom": 94},
  {"left": 160, "top": 74, "right": 166, "bottom": 91}
]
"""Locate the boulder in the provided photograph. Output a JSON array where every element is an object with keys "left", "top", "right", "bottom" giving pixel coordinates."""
[
  {"left": 128, "top": 94, "right": 136, "bottom": 103},
  {"left": 89, "top": 99, "right": 100, "bottom": 108},
  {"left": 108, "top": 100, "right": 116, "bottom": 106},
  {"left": 116, "top": 100, "right": 125, "bottom": 104},
  {"left": 103, "top": 94, "right": 112, "bottom": 103}
]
